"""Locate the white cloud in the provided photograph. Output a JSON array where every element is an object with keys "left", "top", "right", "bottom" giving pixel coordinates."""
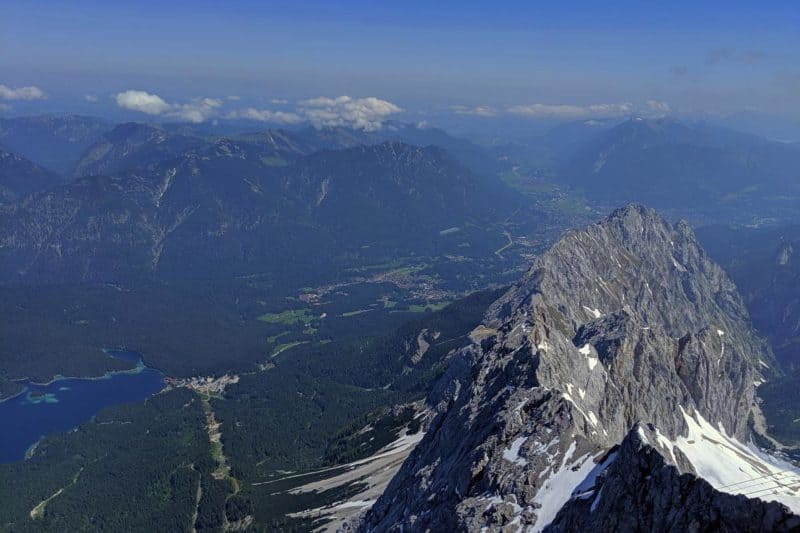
[
  {"left": 114, "top": 90, "right": 224, "bottom": 123},
  {"left": 270, "top": 98, "right": 288, "bottom": 105},
  {"left": 644, "top": 100, "right": 671, "bottom": 117},
  {"left": 507, "top": 102, "right": 634, "bottom": 119},
  {"left": 84, "top": 94, "right": 99, "bottom": 103},
  {"left": 171, "top": 97, "right": 224, "bottom": 123},
  {"left": 115, "top": 90, "right": 172, "bottom": 115},
  {"left": 226, "top": 107, "right": 303, "bottom": 124},
  {"left": 505, "top": 101, "right": 673, "bottom": 120},
  {"left": 112, "top": 90, "right": 402, "bottom": 129},
  {"left": 451, "top": 105, "right": 497, "bottom": 117},
  {"left": 0, "top": 84, "right": 46, "bottom": 100},
  {"left": 226, "top": 95, "right": 241, "bottom": 101},
  {"left": 299, "top": 96, "right": 402, "bottom": 131}
]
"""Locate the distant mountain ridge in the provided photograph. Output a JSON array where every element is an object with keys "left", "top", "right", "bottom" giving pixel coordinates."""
[
  {"left": 0, "top": 148, "right": 61, "bottom": 203},
  {"left": 0, "top": 139, "right": 524, "bottom": 285},
  {"left": 559, "top": 117, "right": 800, "bottom": 209},
  {"left": 0, "top": 115, "right": 111, "bottom": 174},
  {"left": 73, "top": 122, "right": 206, "bottom": 177}
]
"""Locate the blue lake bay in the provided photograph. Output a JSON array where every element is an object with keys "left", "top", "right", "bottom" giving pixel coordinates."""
[{"left": 0, "top": 350, "right": 165, "bottom": 463}]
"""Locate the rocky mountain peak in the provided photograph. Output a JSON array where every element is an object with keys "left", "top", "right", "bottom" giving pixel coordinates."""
[{"left": 362, "top": 205, "right": 796, "bottom": 532}]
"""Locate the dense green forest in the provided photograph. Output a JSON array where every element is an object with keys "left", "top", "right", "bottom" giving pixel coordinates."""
[
  {"left": 0, "top": 288, "right": 503, "bottom": 531},
  {"left": 0, "top": 389, "right": 233, "bottom": 532},
  {"left": 0, "top": 248, "right": 522, "bottom": 392}
]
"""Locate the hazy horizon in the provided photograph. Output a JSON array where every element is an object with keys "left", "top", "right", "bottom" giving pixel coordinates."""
[{"left": 2, "top": 1, "right": 800, "bottom": 140}]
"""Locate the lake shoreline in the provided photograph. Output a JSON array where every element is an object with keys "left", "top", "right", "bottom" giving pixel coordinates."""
[
  {"left": 0, "top": 349, "right": 166, "bottom": 463},
  {"left": 3, "top": 347, "right": 158, "bottom": 394}
]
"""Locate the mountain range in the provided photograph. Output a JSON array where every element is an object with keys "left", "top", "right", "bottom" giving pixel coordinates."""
[
  {"left": 2, "top": 113, "right": 800, "bottom": 530},
  {"left": 0, "top": 136, "right": 521, "bottom": 286},
  {"left": 557, "top": 117, "right": 800, "bottom": 211}
]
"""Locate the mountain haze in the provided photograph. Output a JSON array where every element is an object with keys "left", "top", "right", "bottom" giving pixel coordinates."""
[{"left": 560, "top": 118, "right": 800, "bottom": 210}]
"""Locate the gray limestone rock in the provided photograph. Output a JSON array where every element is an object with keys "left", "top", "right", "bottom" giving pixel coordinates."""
[{"left": 361, "top": 205, "right": 787, "bottom": 532}]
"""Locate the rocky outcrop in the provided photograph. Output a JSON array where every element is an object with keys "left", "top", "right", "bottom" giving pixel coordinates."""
[{"left": 362, "top": 205, "right": 793, "bottom": 532}]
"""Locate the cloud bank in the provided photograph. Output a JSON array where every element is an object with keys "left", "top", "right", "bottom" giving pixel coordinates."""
[
  {"left": 115, "top": 90, "right": 171, "bottom": 115},
  {"left": 114, "top": 90, "right": 223, "bottom": 123},
  {"left": 299, "top": 96, "right": 402, "bottom": 131},
  {"left": 226, "top": 107, "right": 303, "bottom": 124},
  {"left": 451, "top": 105, "right": 497, "bottom": 117},
  {"left": 505, "top": 100, "right": 670, "bottom": 120},
  {"left": 114, "top": 90, "right": 402, "bottom": 129},
  {"left": 0, "top": 84, "right": 47, "bottom": 100},
  {"left": 507, "top": 102, "right": 634, "bottom": 119},
  {"left": 171, "top": 97, "right": 223, "bottom": 123}
]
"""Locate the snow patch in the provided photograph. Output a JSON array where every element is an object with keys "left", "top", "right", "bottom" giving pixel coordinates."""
[
  {"left": 330, "top": 499, "right": 375, "bottom": 510},
  {"left": 674, "top": 406, "right": 800, "bottom": 513},
  {"left": 671, "top": 257, "right": 687, "bottom": 272},
  {"left": 636, "top": 425, "right": 650, "bottom": 445},
  {"left": 572, "top": 451, "right": 618, "bottom": 500},
  {"left": 582, "top": 306, "right": 603, "bottom": 319},
  {"left": 653, "top": 427, "right": 677, "bottom": 464},
  {"left": 579, "top": 344, "right": 599, "bottom": 370},
  {"left": 590, "top": 487, "right": 604, "bottom": 512},
  {"left": 537, "top": 340, "right": 550, "bottom": 353},
  {"left": 531, "top": 444, "right": 599, "bottom": 532},
  {"left": 562, "top": 393, "right": 596, "bottom": 427},
  {"left": 503, "top": 436, "right": 529, "bottom": 466}
]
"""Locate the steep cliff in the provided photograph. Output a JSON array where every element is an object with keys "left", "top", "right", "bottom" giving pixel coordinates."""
[{"left": 363, "top": 205, "right": 797, "bottom": 531}]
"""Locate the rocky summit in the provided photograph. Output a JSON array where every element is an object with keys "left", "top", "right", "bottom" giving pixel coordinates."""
[{"left": 361, "top": 205, "right": 800, "bottom": 532}]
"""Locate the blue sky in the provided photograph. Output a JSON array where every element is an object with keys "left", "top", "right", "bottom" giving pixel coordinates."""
[{"left": 2, "top": 1, "right": 799, "bottom": 136}]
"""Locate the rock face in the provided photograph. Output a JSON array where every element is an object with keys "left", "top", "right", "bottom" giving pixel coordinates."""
[{"left": 362, "top": 205, "right": 796, "bottom": 531}]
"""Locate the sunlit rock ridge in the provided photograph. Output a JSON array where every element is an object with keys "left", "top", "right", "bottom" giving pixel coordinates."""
[{"left": 362, "top": 205, "right": 800, "bottom": 532}]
